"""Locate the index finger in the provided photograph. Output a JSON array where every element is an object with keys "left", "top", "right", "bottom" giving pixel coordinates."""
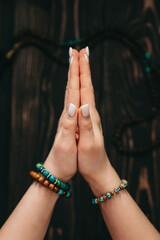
[
  {"left": 79, "top": 47, "right": 96, "bottom": 108},
  {"left": 64, "top": 48, "right": 80, "bottom": 110}
]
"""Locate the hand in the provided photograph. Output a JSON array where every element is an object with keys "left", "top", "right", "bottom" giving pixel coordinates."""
[
  {"left": 77, "top": 48, "right": 119, "bottom": 195},
  {"left": 44, "top": 49, "right": 79, "bottom": 182}
]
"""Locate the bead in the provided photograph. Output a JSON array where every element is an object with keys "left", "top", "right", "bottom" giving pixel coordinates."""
[
  {"left": 56, "top": 180, "right": 61, "bottom": 187},
  {"left": 43, "top": 180, "right": 50, "bottom": 187},
  {"left": 103, "top": 195, "right": 107, "bottom": 200},
  {"left": 38, "top": 176, "right": 45, "bottom": 183},
  {"left": 68, "top": 40, "right": 74, "bottom": 45},
  {"left": 92, "top": 199, "right": 95, "bottom": 204},
  {"left": 99, "top": 197, "right": 104, "bottom": 202},
  {"left": 145, "top": 66, "right": 151, "bottom": 73},
  {"left": 66, "top": 191, "right": 71, "bottom": 198},
  {"left": 64, "top": 184, "right": 71, "bottom": 191},
  {"left": 145, "top": 52, "right": 151, "bottom": 59},
  {"left": 121, "top": 179, "right": 128, "bottom": 188},
  {"left": 106, "top": 193, "right": 111, "bottom": 199},
  {"left": 39, "top": 166, "right": 44, "bottom": 172},
  {"left": 33, "top": 173, "right": 38, "bottom": 179},
  {"left": 30, "top": 171, "right": 35, "bottom": 176},
  {"left": 111, "top": 191, "right": 115, "bottom": 196},
  {"left": 95, "top": 199, "right": 98, "bottom": 204},
  {"left": 42, "top": 170, "right": 50, "bottom": 177},
  {"left": 75, "top": 38, "right": 81, "bottom": 44},
  {"left": 33, "top": 172, "right": 37, "bottom": 178},
  {"left": 30, "top": 171, "right": 37, "bottom": 178},
  {"left": 57, "top": 189, "right": 63, "bottom": 195},
  {"left": 49, "top": 175, "right": 56, "bottom": 183},
  {"left": 36, "top": 163, "right": 43, "bottom": 169},
  {"left": 54, "top": 187, "right": 59, "bottom": 193},
  {"left": 35, "top": 173, "right": 41, "bottom": 180},
  {"left": 60, "top": 182, "right": 66, "bottom": 189},
  {"left": 115, "top": 187, "right": 121, "bottom": 194},
  {"left": 120, "top": 185, "right": 124, "bottom": 190},
  {"left": 49, "top": 184, "right": 55, "bottom": 190}
]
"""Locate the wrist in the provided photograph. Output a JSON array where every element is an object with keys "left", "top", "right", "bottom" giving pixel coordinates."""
[
  {"left": 31, "top": 180, "right": 60, "bottom": 201},
  {"left": 43, "top": 155, "right": 72, "bottom": 183},
  {"left": 87, "top": 162, "right": 121, "bottom": 196}
]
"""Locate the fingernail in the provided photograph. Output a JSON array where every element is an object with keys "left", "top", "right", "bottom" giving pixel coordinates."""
[
  {"left": 82, "top": 104, "right": 89, "bottom": 117},
  {"left": 69, "top": 47, "right": 72, "bottom": 57},
  {"left": 84, "top": 54, "right": 88, "bottom": 63},
  {"left": 86, "top": 46, "right": 89, "bottom": 57},
  {"left": 68, "top": 103, "right": 76, "bottom": 117},
  {"left": 70, "top": 56, "right": 74, "bottom": 65}
]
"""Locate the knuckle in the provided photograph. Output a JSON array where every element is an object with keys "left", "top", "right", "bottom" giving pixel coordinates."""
[
  {"left": 80, "top": 120, "right": 92, "bottom": 131},
  {"left": 62, "top": 116, "right": 75, "bottom": 132}
]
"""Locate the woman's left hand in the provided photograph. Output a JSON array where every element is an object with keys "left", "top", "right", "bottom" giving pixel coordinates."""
[{"left": 77, "top": 48, "right": 113, "bottom": 195}]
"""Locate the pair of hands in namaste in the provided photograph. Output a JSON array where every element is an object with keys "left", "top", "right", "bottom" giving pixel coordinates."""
[{"left": 45, "top": 47, "right": 111, "bottom": 194}]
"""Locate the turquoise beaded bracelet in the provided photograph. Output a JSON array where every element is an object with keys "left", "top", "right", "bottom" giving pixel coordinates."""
[
  {"left": 92, "top": 179, "right": 128, "bottom": 204},
  {"left": 36, "top": 162, "right": 71, "bottom": 191}
]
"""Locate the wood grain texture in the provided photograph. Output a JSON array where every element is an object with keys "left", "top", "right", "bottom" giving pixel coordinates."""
[{"left": 0, "top": 0, "right": 160, "bottom": 239}]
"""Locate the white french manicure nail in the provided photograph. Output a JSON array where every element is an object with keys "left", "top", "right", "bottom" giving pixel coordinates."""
[
  {"left": 82, "top": 104, "right": 89, "bottom": 117},
  {"left": 68, "top": 103, "right": 76, "bottom": 117},
  {"left": 69, "top": 47, "right": 72, "bottom": 57},
  {"left": 70, "top": 56, "right": 74, "bottom": 65},
  {"left": 86, "top": 46, "right": 89, "bottom": 57},
  {"left": 84, "top": 54, "right": 88, "bottom": 63}
]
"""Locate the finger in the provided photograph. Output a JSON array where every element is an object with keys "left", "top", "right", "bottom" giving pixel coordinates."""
[
  {"left": 78, "top": 104, "right": 94, "bottom": 140},
  {"left": 64, "top": 48, "right": 79, "bottom": 110},
  {"left": 61, "top": 103, "right": 78, "bottom": 142},
  {"left": 79, "top": 46, "right": 96, "bottom": 108}
]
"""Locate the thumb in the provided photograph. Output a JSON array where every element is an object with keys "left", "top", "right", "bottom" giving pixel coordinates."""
[
  {"left": 78, "top": 104, "right": 94, "bottom": 139},
  {"left": 61, "top": 103, "right": 78, "bottom": 142}
]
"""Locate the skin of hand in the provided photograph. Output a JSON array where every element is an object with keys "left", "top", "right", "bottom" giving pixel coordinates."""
[
  {"left": 77, "top": 47, "right": 114, "bottom": 194},
  {"left": 77, "top": 48, "right": 160, "bottom": 240},
  {"left": 0, "top": 49, "right": 80, "bottom": 240},
  {"left": 43, "top": 48, "right": 80, "bottom": 182}
]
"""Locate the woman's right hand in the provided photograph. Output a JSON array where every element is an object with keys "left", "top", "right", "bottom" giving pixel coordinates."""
[{"left": 44, "top": 48, "right": 79, "bottom": 182}]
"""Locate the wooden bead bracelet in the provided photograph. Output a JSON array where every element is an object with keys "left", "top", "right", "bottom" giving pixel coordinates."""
[
  {"left": 91, "top": 179, "right": 128, "bottom": 204},
  {"left": 29, "top": 170, "right": 71, "bottom": 198}
]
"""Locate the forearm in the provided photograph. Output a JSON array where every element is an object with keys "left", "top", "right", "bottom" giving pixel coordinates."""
[
  {"left": 88, "top": 161, "right": 160, "bottom": 240},
  {"left": 0, "top": 161, "right": 59, "bottom": 240}
]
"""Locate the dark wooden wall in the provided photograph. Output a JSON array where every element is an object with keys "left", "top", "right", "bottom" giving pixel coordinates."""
[{"left": 0, "top": 0, "right": 160, "bottom": 239}]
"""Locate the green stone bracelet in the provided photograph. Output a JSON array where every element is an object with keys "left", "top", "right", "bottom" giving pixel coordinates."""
[
  {"left": 36, "top": 162, "right": 71, "bottom": 192},
  {"left": 92, "top": 179, "right": 128, "bottom": 205}
]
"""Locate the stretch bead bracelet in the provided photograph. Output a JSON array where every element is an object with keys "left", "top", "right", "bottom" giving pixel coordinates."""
[
  {"left": 29, "top": 170, "right": 71, "bottom": 198},
  {"left": 36, "top": 162, "right": 71, "bottom": 191},
  {"left": 92, "top": 179, "right": 128, "bottom": 204}
]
